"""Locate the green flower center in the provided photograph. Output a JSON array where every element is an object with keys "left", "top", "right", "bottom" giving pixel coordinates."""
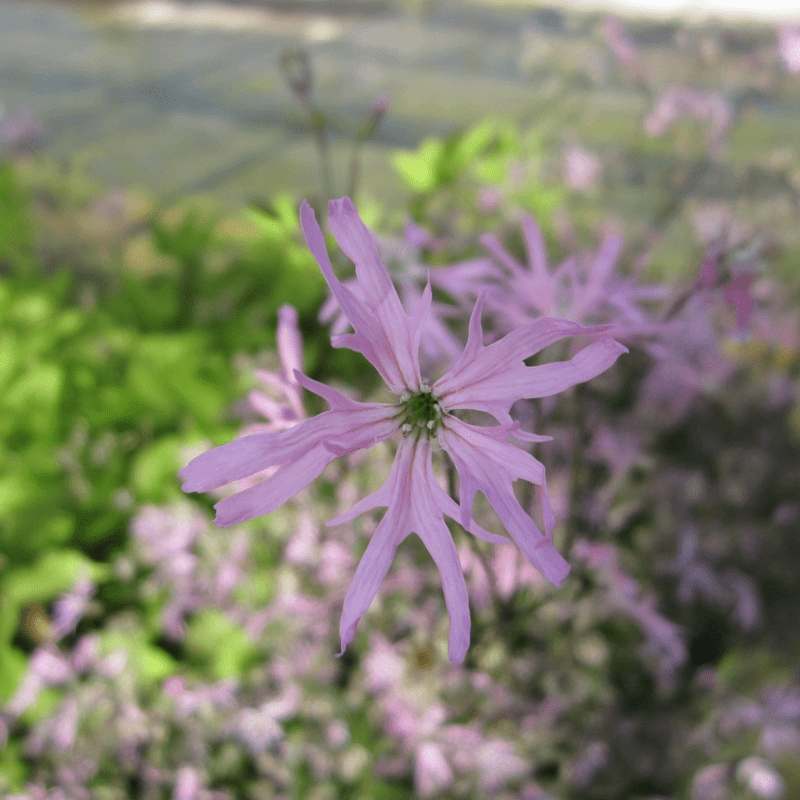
[{"left": 398, "top": 384, "right": 443, "bottom": 437}]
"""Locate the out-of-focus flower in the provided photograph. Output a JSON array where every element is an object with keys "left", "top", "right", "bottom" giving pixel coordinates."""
[
  {"left": 662, "top": 526, "right": 761, "bottom": 631},
  {"left": 692, "top": 242, "right": 758, "bottom": 338},
  {"left": 722, "top": 272, "right": 755, "bottom": 334},
  {"left": 162, "top": 677, "right": 239, "bottom": 719},
  {"left": 570, "top": 740, "right": 610, "bottom": 787},
  {"left": 51, "top": 579, "right": 95, "bottom": 641},
  {"left": 645, "top": 87, "right": 733, "bottom": 157},
  {"left": 638, "top": 291, "right": 737, "bottom": 425},
  {"left": 0, "top": 106, "right": 44, "bottom": 155},
  {"left": 180, "top": 197, "right": 627, "bottom": 663},
  {"left": 363, "top": 633, "right": 531, "bottom": 795},
  {"left": 6, "top": 646, "right": 73, "bottom": 717},
  {"left": 573, "top": 540, "right": 686, "bottom": 686},
  {"left": 415, "top": 741, "right": 454, "bottom": 797},
  {"left": 132, "top": 503, "right": 205, "bottom": 567},
  {"left": 777, "top": 25, "right": 800, "bottom": 74},
  {"left": 247, "top": 305, "right": 306, "bottom": 434},
  {"left": 691, "top": 763, "right": 730, "bottom": 800},
  {"left": 473, "top": 738, "right": 529, "bottom": 791},
  {"left": 562, "top": 143, "right": 602, "bottom": 192},
  {"left": 173, "top": 765, "right": 203, "bottom": 800},
  {"left": 719, "top": 686, "right": 800, "bottom": 764},
  {"left": 480, "top": 213, "right": 667, "bottom": 336},
  {"left": 232, "top": 705, "right": 285, "bottom": 755},
  {"left": 130, "top": 503, "right": 207, "bottom": 638},
  {"left": 601, "top": 16, "right": 639, "bottom": 67},
  {"left": 736, "top": 756, "right": 785, "bottom": 799}
]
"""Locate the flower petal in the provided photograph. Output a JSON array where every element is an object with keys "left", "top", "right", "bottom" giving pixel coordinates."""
[
  {"left": 214, "top": 444, "right": 338, "bottom": 526},
  {"left": 338, "top": 436, "right": 414, "bottom": 657},
  {"left": 337, "top": 436, "right": 472, "bottom": 663},
  {"left": 436, "top": 307, "right": 605, "bottom": 403},
  {"left": 180, "top": 386, "right": 398, "bottom": 525},
  {"left": 327, "top": 197, "right": 399, "bottom": 310},
  {"left": 179, "top": 431, "right": 297, "bottom": 494},
  {"left": 521, "top": 214, "right": 552, "bottom": 287},
  {"left": 300, "top": 199, "right": 425, "bottom": 394},
  {"left": 436, "top": 308, "right": 627, "bottom": 419},
  {"left": 439, "top": 418, "right": 569, "bottom": 586},
  {"left": 514, "top": 336, "right": 629, "bottom": 398},
  {"left": 411, "top": 439, "right": 471, "bottom": 663}
]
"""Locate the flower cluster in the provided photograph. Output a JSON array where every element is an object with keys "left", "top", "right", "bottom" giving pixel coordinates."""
[{"left": 179, "top": 197, "right": 627, "bottom": 663}]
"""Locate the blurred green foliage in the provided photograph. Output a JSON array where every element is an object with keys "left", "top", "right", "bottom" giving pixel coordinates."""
[
  {"left": 0, "top": 166, "right": 327, "bottom": 705},
  {"left": 392, "top": 118, "right": 566, "bottom": 233}
]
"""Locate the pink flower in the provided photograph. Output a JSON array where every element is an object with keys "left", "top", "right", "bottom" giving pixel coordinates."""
[
  {"left": 179, "top": 197, "right": 626, "bottom": 663},
  {"left": 601, "top": 16, "right": 639, "bottom": 67},
  {"left": 247, "top": 304, "right": 306, "bottom": 433},
  {"left": 645, "top": 87, "right": 732, "bottom": 157},
  {"left": 318, "top": 220, "right": 495, "bottom": 371},
  {"left": 722, "top": 272, "right": 754, "bottom": 334},
  {"left": 778, "top": 25, "right": 800, "bottom": 74},
  {"left": 51, "top": 579, "right": 95, "bottom": 640},
  {"left": 562, "top": 144, "right": 602, "bottom": 192},
  {"left": 0, "top": 107, "right": 44, "bottom": 154},
  {"left": 415, "top": 741, "right": 454, "bottom": 797},
  {"left": 480, "top": 214, "right": 667, "bottom": 335},
  {"left": 6, "top": 646, "right": 73, "bottom": 717}
]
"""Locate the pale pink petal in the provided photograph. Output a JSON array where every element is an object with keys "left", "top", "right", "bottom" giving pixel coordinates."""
[
  {"left": 428, "top": 257, "right": 499, "bottom": 305},
  {"left": 179, "top": 433, "right": 287, "bottom": 493},
  {"left": 491, "top": 337, "right": 629, "bottom": 401},
  {"left": 212, "top": 412, "right": 396, "bottom": 526},
  {"left": 180, "top": 403, "right": 392, "bottom": 496},
  {"left": 411, "top": 438, "right": 471, "bottom": 663},
  {"left": 338, "top": 438, "right": 415, "bottom": 657},
  {"left": 439, "top": 418, "right": 569, "bottom": 586},
  {"left": 276, "top": 304, "right": 303, "bottom": 378},
  {"left": 181, "top": 381, "right": 397, "bottom": 526},
  {"left": 430, "top": 477, "right": 509, "bottom": 545},
  {"left": 301, "top": 201, "right": 403, "bottom": 386},
  {"left": 521, "top": 214, "right": 552, "bottom": 288},
  {"left": 723, "top": 272, "right": 754, "bottom": 331},
  {"left": 337, "top": 436, "right": 471, "bottom": 663},
  {"left": 480, "top": 233, "right": 528, "bottom": 281},
  {"left": 248, "top": 391, "right": 286, "bottom": 422},
  {"left": 300, "top": 199, "right": 424, "bottom": 394},
  {"left": 328, "top": 198, "right": 402, "bottom": 309},
  {"left": 415, "top": 742, "right": 454, "bottom": 797},
  {"left": 329, "top": 444, "right": 508, "bottom": 546},
  {"left": 435, "top": 299, "right": 625, "bottom": 419}
]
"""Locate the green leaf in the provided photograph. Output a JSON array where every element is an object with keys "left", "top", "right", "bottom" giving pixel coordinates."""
[
  {"left": 0, "top": 163, "right": 35, "bottom": 278},
  {"left": 1, "top": 549, "right": 108, "bottom": 610},
  {"left": 0, "top": 643, "right": 27, "bottom": 704},
  {"left": 4, "top": 363, "right": 63, "bottom": 442},
  {"left": 0, "top": 735, "right": 28, "bottom": 791},
  {"left": 391, "top": 139, "right": 444, "bottom": 193},
  {"left": 130, "top": 435, "right": 184, "bottom": 502},
  {"left": 100, "top": 628, "right": 177, "bottom": 687},
  {"left": 0, "top": 472, "right": 30, "bottom": 519},
  {"left": 0, "top": 331, "right": 19, "bottom": 391},
  {"left": 185, "top": 609, "right": 256, "bottom": 680}
]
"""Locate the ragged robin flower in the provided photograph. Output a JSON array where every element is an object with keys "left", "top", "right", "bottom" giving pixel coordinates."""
[{"left": 179, "top": 198, "right": 627, "bottom": 664}]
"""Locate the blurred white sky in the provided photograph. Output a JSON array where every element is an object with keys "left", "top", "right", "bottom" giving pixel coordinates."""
[{"left": 544, "top": 0, "right": 800, "bottom": 22}]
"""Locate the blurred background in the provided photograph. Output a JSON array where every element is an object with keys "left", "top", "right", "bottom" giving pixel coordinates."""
[{"left": 2, "top": 0, "right": 800, "bottom": 798}]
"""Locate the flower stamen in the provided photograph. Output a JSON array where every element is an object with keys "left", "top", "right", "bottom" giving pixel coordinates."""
[{"left": 399, "top": 388, "right": 444, "bottom": 437}]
